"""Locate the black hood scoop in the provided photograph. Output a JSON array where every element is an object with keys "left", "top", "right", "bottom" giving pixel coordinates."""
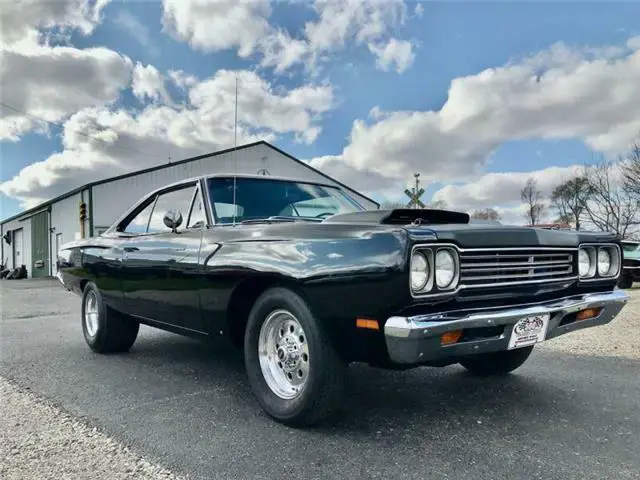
[{"left": 324, "top": 208, "right": 470, "bottom": 225}]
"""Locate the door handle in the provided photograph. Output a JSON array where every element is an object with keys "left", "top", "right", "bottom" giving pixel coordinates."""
[{"left": 124, "top": 247, "right": 139, "bottom": 252}]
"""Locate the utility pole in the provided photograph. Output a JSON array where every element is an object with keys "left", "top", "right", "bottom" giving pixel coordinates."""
[{"left": 404, "top": 172, "right": 425, "bottom": 209}]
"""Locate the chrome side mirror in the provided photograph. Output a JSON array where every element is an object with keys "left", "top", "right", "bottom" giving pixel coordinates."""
[{"left": 163, "top": 210, "right": 183, "bottom": 232}]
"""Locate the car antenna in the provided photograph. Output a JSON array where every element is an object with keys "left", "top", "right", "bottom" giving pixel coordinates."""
[{"left": 232, "top": 75, "right": 238, "bottom": 226}]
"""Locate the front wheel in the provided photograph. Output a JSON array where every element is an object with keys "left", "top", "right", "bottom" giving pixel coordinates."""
[
  {"left": 618, "top": 272, "right": 634, "bottom": 289},
  {"left": 459, "top": 346, "right": 534, "bottom": 376},
  {"left": 82, "top": 282, "right": 139, "bottom": 354},
  {"left": 244, "top": 287, "right": 346, "bottom": 427}
]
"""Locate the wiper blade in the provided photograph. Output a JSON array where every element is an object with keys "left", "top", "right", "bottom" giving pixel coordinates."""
[{"left": 240, "top": 216, "right": 322, "bottom": 224}]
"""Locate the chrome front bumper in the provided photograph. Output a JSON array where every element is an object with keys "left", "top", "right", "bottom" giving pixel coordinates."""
[{"left": 384, "top": 290, "right": 630, "bottom": 364}]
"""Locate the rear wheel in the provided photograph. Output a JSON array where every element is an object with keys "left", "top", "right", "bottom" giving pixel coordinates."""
[
  {"left": 244, "top": 287, "right": 346, "bottom": 427},
  {"left": 459, "top": 346, "right": 534, "bottom": 376},
  {"left": 82, "top": 282, "right": 139, "bottom": 353}
]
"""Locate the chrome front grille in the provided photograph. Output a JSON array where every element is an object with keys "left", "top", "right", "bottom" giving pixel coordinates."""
[{"left": 459, "top": 248, "right": 576, "bottom": 287}]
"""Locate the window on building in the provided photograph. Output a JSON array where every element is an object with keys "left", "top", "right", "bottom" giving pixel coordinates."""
[
  {"left": 187, "top": 187, "right": 207, "bottom": 229},
  {"left": 147, "top": 185, "right": 196, "bottom": 233}
]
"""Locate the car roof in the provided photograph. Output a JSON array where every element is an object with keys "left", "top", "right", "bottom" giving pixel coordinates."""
[
  {"left": 105, "top": 173, "right": 352, "bottom": 234},
  {"left": 153, "top": 173, "right": 341, "bottom": 194}
]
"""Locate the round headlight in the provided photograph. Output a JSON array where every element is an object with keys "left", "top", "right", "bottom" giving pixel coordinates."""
[
  {"left": 597, "top": 248, "right": 611, "bottom": 276},
  {"left": 410, "top": 252, "right": 429, "bottom": 291},
  {"left": 435, "top": 250, "right": 456, "bottom": 289},
  {"left": 578, "top": 248, "right": 591, "bottom": 277}
]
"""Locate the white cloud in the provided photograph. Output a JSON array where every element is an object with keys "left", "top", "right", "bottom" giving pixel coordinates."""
[
  {"left": 414, "top": 3, "right": 424, "bottom": 18},
  {"left": 0, "top": 0, "right": 131, "bottom": 141},
  {"left": 168, "top": 70, "right": 199, "bottom": 90},
  {"left": 132, "top": 63, "right": 172, "bottom": 104},
  {"left": 369, "top": 38, "right": 415, "bottom": 73},
  {"left": 161, "top": 0, "right": 416, "bottom": 75},
  {"left": 161, "top": 0, "right": 272, "bottom": 57},
  {"left": 0, "top": 0, "right": 111, "bottom": 46},
  {"left": 627, "top": 36, "right": 640, "bottom": 51},
  {"left": 0, "top": 35, "right": 133, "bottom": 141},
  {"left": 309, "top": 37, "right": 640, "bottom": 198},
  {"left": 309, "top": 155, "right": 399, "bottom": 195},
  {"left": 1, "top": 69, "right": 335, "bottom": 206},
  {"left": 113, "top": 9, "right": 159, "bottom": 57},
  {"left": 431, "top": 165, "right": 581, "bottom": 210},
  {"left": 304, "top": 0, "right": 406, "bottom": 50},
  {"left": 259, "top": 30, "right": 309, "bottom": 75}
]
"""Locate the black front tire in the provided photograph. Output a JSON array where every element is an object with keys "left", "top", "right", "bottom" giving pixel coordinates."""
[
  {"left": 244, "top": 287, "right": 346, "bottom": 427},
  {"left": 81, "top": 282, "right": 139, "bottom": 354},
  {"left": 618, "top": 272, "right": 634, "bottom": 289},
  {"left": 459, "top": 346, "right": 534, "bottom": 376}
]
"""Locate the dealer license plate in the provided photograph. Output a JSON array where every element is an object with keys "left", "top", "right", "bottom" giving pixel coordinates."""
[{"left": 507, "top": 314, "right": 550, "bottom": 350}]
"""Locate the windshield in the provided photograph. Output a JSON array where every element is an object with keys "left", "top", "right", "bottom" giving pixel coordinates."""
[{"left": 206, "top": 177, "right": 364, "bottom": 223}]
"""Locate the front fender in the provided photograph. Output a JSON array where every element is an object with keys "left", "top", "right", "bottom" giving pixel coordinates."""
[{"left": 202, "top": 228, "right": 412, "bottom": 320}]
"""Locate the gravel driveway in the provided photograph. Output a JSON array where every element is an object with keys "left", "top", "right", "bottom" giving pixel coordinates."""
[
  {"left": 0, "top": 379, "right": 182, "bottom": 480},
  {"left": 1, "top": 280, "right": 638, "bottom": 480}
]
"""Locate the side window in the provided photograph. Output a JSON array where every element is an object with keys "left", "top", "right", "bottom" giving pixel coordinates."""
[
  {"left": 123, "top": 200, "right": 155, "bottom": 234},
  {"left": 187, "top": 187, "right": 206, "bottom": 229},
  {"left": 147, "top": 186, "right": 195, "bottom": 233}
]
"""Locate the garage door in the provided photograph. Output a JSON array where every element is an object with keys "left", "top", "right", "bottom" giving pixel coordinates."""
[
  {"left": 31, "top": 211, "right": 49, "bottom": 277},
  {"left": 13, "top": 228, "right": 23, "bottom": 268}
]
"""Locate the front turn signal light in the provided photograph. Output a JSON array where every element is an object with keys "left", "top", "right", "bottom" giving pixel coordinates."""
[
  {"left": 576, "top": 308, "right": 601, "bottom": 321},
  {"left": 356, "top": 318, "right": 379, "bottom": 330},
  {"left": 441, "top": 330, "right": 463, "bottom": 345}
]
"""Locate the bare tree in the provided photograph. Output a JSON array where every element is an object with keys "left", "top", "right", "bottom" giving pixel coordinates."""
[
  {"left": 582, "top": 157, "right": 640, "bottom": 238},
  {"left": 550, "top": 176, "right": 593, "bottom": 230},
  {"left": 622, "top": 142, "right": 640, "bottom": 198},
  {"left": 520, "top": 177, "right": 545, "bottom": 225},
  {"left": 552, "top": 213, "right": 573, "bottom": 225},
  {"left": 471, "top": 208, "right": 501, "bottom": 221}
]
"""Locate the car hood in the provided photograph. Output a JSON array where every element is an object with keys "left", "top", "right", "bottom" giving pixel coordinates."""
[
  {"left": 405, "top": 224, "right": 621, "bottom": 248},
  {"left": 325, "top": 209, "right": 619, "bottom": 248}
]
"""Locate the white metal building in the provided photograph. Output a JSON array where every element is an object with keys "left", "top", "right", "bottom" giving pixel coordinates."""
[{"left": 1, "top": 141, "right": 378, "bottom": 278}]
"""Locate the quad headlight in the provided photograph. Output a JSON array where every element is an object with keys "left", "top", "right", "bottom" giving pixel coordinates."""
[
  {"left": 578, "top": 244, "right": 620, "bottom": 279},
  {"left": 435, "top": 249, "right": 458, "bottom": 290},
  {"left": 410, "top": 251, "right": 430, "bottom": 292},
  {"left": 410, "top": 246, "right": 459, "bottom": 295},
  {"left": 597, "top": 246, "right": 619, "bottom": 277},
  {"left": 597, "top": 248, "right": 611, "bottom": 276},
  {"left": 578, "top": 247, "right": 595, "bottom": 278}
]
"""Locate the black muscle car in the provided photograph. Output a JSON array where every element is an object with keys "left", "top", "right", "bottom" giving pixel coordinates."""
[
  {"left": 56, "top": 174, "right": 630, "bottom": 426},
  {"left": 619, "top": 240, "right": 640, "bottom": 288}
]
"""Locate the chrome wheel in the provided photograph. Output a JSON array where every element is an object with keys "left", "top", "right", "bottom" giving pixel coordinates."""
[
  {"left": 258, "top": 309, "right": 310, "bottom": 399},
  {"left": 84, "top": 290, "right": 99, "bottom": 337}
]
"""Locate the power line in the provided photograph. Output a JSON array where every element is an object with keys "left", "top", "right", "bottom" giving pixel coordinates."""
[{"left": 0, "top": 101, "right": 158, "bottom": 159}]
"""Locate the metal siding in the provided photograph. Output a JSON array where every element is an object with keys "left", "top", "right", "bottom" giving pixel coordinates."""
[
  {"left": 92, "top": 144, "right": 377, "bottom": 228},
  {"left": 49, "top": 192, "right": 84, "bottom": 273},
  {"left": 1, "top": 217, "right": 32, "bottom": 276},
  {"left": 30, "top": 210, "right": 50, "bottom": 277}
]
